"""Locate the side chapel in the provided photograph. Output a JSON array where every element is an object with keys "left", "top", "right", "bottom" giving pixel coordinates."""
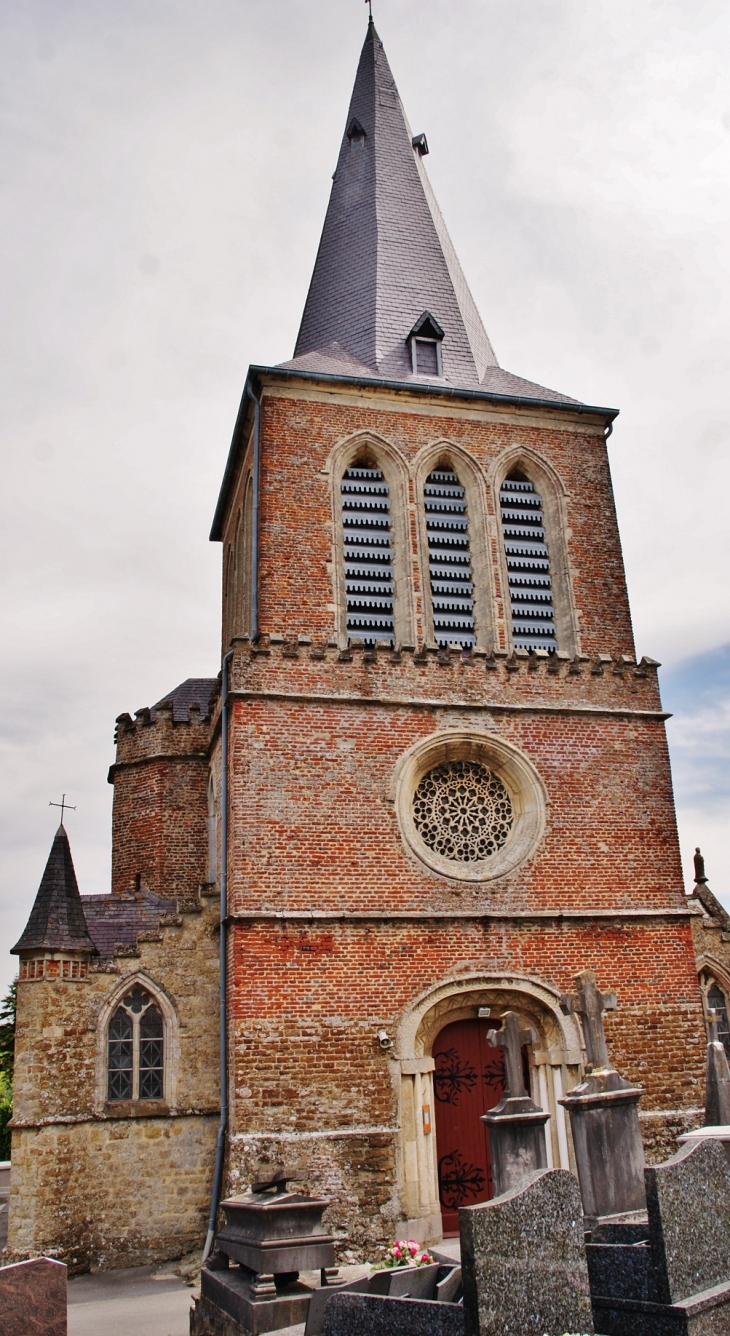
[{"left": 6, "top": 20, "right": 722, "bottom": 1270}]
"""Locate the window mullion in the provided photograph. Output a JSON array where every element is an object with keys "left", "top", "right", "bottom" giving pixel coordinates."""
[{"left": 133, "top": 1014, "right": 140, "bottom": 1102}]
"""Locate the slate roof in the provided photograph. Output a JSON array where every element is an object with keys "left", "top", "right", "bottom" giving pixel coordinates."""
[
  {"left": 81, "top": 891, "right": 178, "bottom": 958},
  {"left": 293, "top": 20, "right": 499, "bottom": 389},
  {"left": 12, "top": 825, "right": 98, "bottom": 955},
  {"left": 153, "top": 677, "right": 217, "bottom": 722}
]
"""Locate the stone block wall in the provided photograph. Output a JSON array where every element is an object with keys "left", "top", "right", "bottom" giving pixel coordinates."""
[{"left": 6, "top": 895, "right": 219, "bottom": 1270}]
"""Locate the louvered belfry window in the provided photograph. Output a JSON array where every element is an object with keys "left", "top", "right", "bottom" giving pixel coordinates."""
[
  {"left": 500, "top": 473, "right": 557, "bottom": 651},
  {"left": 342, "top": 463, "right": 395, "bottom": 644},
  {"left": 425, "top": 468, "right": 475, "bottom": 648}
]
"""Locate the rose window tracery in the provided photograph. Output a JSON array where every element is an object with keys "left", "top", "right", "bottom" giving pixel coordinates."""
[{"left": 412, "top": 759, "right": 514, "bottom": 863}]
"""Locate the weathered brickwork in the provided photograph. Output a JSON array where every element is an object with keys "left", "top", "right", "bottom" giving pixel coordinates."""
[
  {"left": 110, "top": 700, "right": 215, "bottom": 904},
  {"left": 8, "top": 368, "right": 709, "bottom": 1268},
  {"left": 6, "top": 896, "right": 220, "bottom": 1270},
  {"left": 221, "top": 385, "right": 636, "bottom": 659}
]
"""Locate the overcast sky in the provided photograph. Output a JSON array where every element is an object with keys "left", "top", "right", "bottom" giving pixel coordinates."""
[{"left": 1, "top": 0, "right": 729, "bottom": 996}]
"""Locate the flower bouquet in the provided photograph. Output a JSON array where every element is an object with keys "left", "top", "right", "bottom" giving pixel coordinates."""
[{"left": 373, "top": 1238, "right": 434, "bottom": 1269}]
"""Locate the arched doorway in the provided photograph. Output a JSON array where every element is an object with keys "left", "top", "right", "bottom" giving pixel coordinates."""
[
  {"left": 394, "top": 975, "right": 584, "bottom": 1244},
  {"left": 433, "top": 1015, "right": 531, "bottom": 1233},
  {"left": 433, "top": 1017, "right": 504, "bottom": 1233}
]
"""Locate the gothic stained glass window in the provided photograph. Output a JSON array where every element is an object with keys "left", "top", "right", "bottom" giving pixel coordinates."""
[
  {"left": 106, "top": 985, "right": 165, "bottom": 1102},
  {"left": 708, "top": 983, "right": 730, "bottom": 1059},
  {"left": 107, "top": 1006, "right": 133, "bottom": 1101},
  {"left": 139, "top": 1004, "right": 164, "bottom": 1100}
]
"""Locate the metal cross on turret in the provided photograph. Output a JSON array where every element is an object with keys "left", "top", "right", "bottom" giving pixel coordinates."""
[
  {"left": 560, "top": 969, "right": 617, "bottom": 1071},
  {"left": 49, "top": 794, "right": 76, "bottom": 825},
  {"left": 487, "top": 1010, "right": 537, "bottom": 1099}
]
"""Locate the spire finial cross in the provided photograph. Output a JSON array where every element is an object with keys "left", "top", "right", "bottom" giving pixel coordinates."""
[
  {"left": 487, "top": 1011, "right": 536, "bottom": 1099},
  {"left": 365, "top": 0, "right": 373, "bottom": 22},
  {"left": 561, "top": 969, "right": 617, "bottom": 1071},
  {"left": 49, "top": 793, "right": 76, "bottom": 825}
]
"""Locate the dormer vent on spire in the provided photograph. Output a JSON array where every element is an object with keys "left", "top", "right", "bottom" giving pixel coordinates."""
[
  {"left": 409, "top": 311, "right": 444, "bottom": 377},
  {"left": 411, "top": 133, "right": 428, "bottom": 156},
  {"left": 346, "top": 117, "right": 367, "bottom": 142}
]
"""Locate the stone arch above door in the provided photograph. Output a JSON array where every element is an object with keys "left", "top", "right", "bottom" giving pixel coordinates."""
[{"left": 393, "top": 973, "right": 585, "bottom": 1245}]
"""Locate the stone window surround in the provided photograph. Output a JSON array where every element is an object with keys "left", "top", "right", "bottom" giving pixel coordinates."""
[
  {"left": 326, "top": 432, "right": 580, "bottom": 654},
  {"left": 413, "top": 441, "right": 495, "bottom": 650},
  {"left": 94, "top": 971, "right": 180, "bottom": 1117},
  {"left": 328, "top": 431, "right": 414, "bottom": 649},
  {"left": 391, "top": 973, "right": 584, "bottom": 1244},
  {"left": 391, "top": 729, "right": 549, "bottom": 884},
  {"left": 698, "top": 956, "right": 730, "bottom": 1040}
]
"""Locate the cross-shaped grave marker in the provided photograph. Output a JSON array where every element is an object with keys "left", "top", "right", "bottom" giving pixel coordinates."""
[
  {"left": 487, "top": 1010, "right": 537, "bottom": 1100},
  {"left": 560, "top": 969, "right": 617, "bottom": 1070}
]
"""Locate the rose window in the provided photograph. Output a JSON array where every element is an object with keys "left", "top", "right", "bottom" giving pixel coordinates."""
[{"left": 412, "top": 759, "right": 514, "bottom": 862}]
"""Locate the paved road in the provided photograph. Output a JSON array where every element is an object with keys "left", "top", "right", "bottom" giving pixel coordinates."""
[{"left": 68, "top": 1264, "right": 194, "bottom": 1336}]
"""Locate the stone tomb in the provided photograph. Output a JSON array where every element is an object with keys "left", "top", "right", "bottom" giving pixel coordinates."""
[
  {"left": 459, "top": 1167, "right": 594, "bottom": 1336},
  {"left": 0, "top": 1257, "right": 67, "bottom": 1336},
  {"left": 588, "top": 1138, "right": 730, "bottom": 1334},
  {"left": 192, "top": 1168, "right": 341, "bottom": 1336}
]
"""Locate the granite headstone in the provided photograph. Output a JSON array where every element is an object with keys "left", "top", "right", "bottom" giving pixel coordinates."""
[
  {"left": 645, "top": 1136, "right": 730, "bottom": 1305},
  {"left": 0, "top": 1257, "right": 67, "bottom": 1336},
  {"left": 321, "top": 1292, "right": 464, "bottom": 1336},
  {"left": 588, "top": 1137, "right": 730, "bottom": 1333},
  {"left": 459, "top": 1167, "right": 594, "bottom": 1336}
]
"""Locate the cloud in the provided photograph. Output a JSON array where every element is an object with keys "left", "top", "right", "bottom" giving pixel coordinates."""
[{"left": 1, "top": 0, "right": 729, "bottom": 991}]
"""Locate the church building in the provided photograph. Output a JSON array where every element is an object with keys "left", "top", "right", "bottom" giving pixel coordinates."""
[{"left": 6, "top": 20, "right": 714, "bottom": 1271}]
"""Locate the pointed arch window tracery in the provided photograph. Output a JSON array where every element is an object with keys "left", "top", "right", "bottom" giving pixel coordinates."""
[{"left": 107, "top": 983, "right": 165, "bottom": 1102}]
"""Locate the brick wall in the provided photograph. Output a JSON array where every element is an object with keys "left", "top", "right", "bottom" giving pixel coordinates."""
[{"left": 110, "top": 701, "right": 213, "bottom": 904}]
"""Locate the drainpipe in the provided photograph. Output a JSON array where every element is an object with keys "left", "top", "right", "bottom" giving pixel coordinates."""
[
  {"left": 245, "top": 380, "right": 261, "bottom": 641},
  {"left": 202, "top": 647, "right": 234, "bottom": 1263}
]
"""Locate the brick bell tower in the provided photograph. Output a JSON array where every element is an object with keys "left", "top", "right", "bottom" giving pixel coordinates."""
[{"left": 210, "top": 19, "right": 705, "bottom": 1248}]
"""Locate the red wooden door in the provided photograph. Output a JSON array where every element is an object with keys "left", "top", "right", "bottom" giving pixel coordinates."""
[{"left": 433, "top": 1018, "right": 506, "bottom": 1235}]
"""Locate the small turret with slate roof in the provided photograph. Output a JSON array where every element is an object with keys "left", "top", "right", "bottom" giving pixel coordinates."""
[{"left": 12, "top": 824, "right": 97, "bottom": 981}]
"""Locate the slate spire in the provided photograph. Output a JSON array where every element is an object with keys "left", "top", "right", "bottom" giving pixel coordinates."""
[
  {"left": 12, "top": 825, "right": 97, "bottom": 955},
  {"left": 292, "top": 22, "right": 498, "bottom": 388}
]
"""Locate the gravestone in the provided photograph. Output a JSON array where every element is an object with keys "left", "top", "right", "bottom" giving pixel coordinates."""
[
  {"left": 321, "top": 1292, "right": 464, "bottom": 1336},
  {"left": 703, "top": 1008, "right": 730, "bottom": 1127},
  {"left": 588, "top": 1138, "right": 730, "bottom": 1334},
  {"left": 193, "top": 1166, "right": 341, "bottom": 1336},
  {"left": 459, "top": 1167, "right": 594, "bottom": 1336},
  {"left": 0, "top": 1257, "right": 67, "bottom": 1336},
  {"left": 482, "top": 1011, "right": 549, "bottom": 1197},
  {"left": 560, "top": 970, "right": 645, "bottom": 1223}
]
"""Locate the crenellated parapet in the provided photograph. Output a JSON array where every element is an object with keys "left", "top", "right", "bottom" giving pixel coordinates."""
[
  {"left": 112, "top": 694, "right": 217, "bottom": 772},
  {"left": 108, "top": 683, "right": 218, "bottom": 903},
  {"left": 227, "top": 633, "right": 665, "bottom": 716}
]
